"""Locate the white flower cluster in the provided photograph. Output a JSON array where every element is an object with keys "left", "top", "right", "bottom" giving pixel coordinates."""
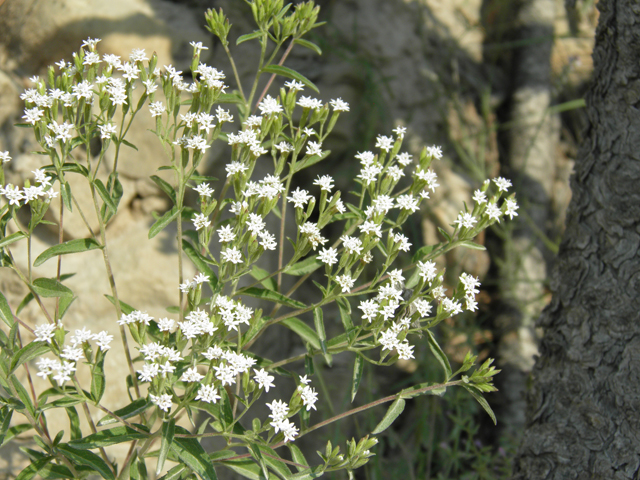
[
  {"left": 212, "top": 296, "right": 253, "bottom": 332},
  {"left": 118, "top": 310, "right": 154, "bottom": 326},
  {"left": 267, "top": 399, "right": 299, "bottom": 443},
  {"left": 297, "top": 375, "right": 318, "bottom": 411},
  {"left": 179, "top": 272, "right": 210, "bottom": 293},
  {"left": 1, "top": 169, "right": 58, "bottom": 206},
  {"left": 178, "top": 308, "right": 218, "bottom": 339},
  {"left": 35, "top": 324, "right": 113, "bottom": 386}
]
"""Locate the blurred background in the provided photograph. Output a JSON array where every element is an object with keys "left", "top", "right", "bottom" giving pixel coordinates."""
[{"left": 0, "top": 0, "right": 597, "bottom": 478}]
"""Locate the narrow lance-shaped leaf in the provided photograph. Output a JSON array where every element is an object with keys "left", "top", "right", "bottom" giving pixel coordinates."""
[
  {"left": 242, "top": 287, "right": 306, "bottom": 309},
  {"left": 65, "top": 406, "right": 82, "bottom": 440},
  {"left": 68, "top": 425, "right": 150, "bottom": 449},
  {"left": 313, "top": 307, "right": 327, "bottom": 355},
  {"left": 170, "top": 425, "right": 218, "bottom": 480},
  {"left": 0, "top": 291, "right": 14, "bottom": 327},
  {"left": 0, "top": 231, "right": 26, "bottom": 249},
  {"left": 462, "top": 384, "right": 497, "bottom": 425},
  {"left": 280, "top": 318, "right": 321, "bottom": 351},
  {"left": 97, "top": 398, "right": 152, "bottom": 426},
  {"left": 261, "top": 65, "right": 319, "bottom": 94},
  {"left": 31, "top": 278, "right": 73, "bottom": 299},
  {"left": 93, "top": 179, "right": 117, "bottom": 214},
  {"left": 371, "top": 398, "right": 405, "bottom": 435},
  {"left": 10, "top": 342, "right": 50, "bottom": 374},
  {"left": 351, "top": 353, "right": 364, "bottom": 402},
  {"left": 57, "top": 444, "right": 115, "bottom": 480},
  {"left": 293, "top": 38, "right": 322, "bottom": 55},
  {"left": 425, "top": 330, "right": 452, "bottom": 381},
  {"left": 285, "top": 256, "right": 323, "bottom": 276},
  {"left": 156, "top": 418, "right": 175, "bottom": 476},
  {"left": 149, "top": 206, "right": 180, "bottom": 239},
  {"left": 91, "top": 354, "right": 106, "bottom": 403},
  {"left": 33, "top": 238, "right": 102, "bottom": 267}
]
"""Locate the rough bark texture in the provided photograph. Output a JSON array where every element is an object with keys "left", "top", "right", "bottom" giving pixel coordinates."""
[
  {"left": 493, "top": 0, "right": 559, "bottom": 439},
  {"left": 512, "top": 0, "right": 640, "bottom": 478}
]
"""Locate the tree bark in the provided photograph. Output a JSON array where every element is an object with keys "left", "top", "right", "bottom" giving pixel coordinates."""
[{"left": 512, "top": 0, "right": 640, "bottom": 478}]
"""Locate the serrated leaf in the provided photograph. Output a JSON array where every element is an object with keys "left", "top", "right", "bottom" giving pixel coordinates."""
[
  {"left": 371, "top": 398, "right": 405, "bottom": 434},
  {"left": 285, "top": 256, "right": 323, "bottom": 276},
  {"left": 425, "top": 330, "right": 452, "bottom": 381},
  {"left": 31, "top": 278, "right": 73, "bottom": 299},
  {"left": 68, "top": 425, "right": 149, "bottom": 449},
  {"left": 149, "top": 206, "right": 179, "bottom": 239},
  {"left": 236, "top": 30, "right": 263, "bottom": 45},
  {"left": 10, "top": 341, "right": 50, "bottom": 374},
  {"left": 157, "top": 418, "right": 175, "bottom": 476},
  {"left": 57, "top": 444, "right": 115, "bottom": 479},
  {"left": 97, "top": 398, "right": 152, "bottom": 426},
  {"left": 242, "top": 287, "right": 306, "bottom": 309},
  {"left": 462, "top": 384, "right": 497, "bottom": 425},
  {"left": 150, "top": 175, "right": 177, "bottom": 203},
  {"left": 261, "top": 65, "right": 319, "bottom": 94},
  {"left": 171, "top": 425, "right": 218, "bottom": 480},
  {"left": 0, "top": 231, "right": 26, "bottom": 249},
  {"left": 281, "top": 318, "right": 321, "bottom": 351},
  {"left": 91, "top": 354, "right": 106, "bottom": 403},
  {"left": 457, "top": 240, "right": 486, "bottom": 251},
  {"left": 293, "top": 38, "right": 322, "bottom": 55},
  {"left": 33, "top": 238, "right": 102, "bottom": 267},
  {"left": 0, "top": 291, "right": 14, "bottom": 327},
  {"left": 351, "top": 354, "right": 364, "bottom": 402}
]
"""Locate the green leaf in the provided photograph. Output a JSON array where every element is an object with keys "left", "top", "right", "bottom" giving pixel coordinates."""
[
  {"left": 15, "top": 456, "right": 54, "bottom": 480},
  {"left": 31, "top": 278, "right": 73, "bottom": 299},
  {"left": 280, "top": 318, "right": 321, "bottom": 351},
  {"left": 182, "top": 240, "right": 217, "bottom": 288},
  {"left": 287, "top": 443, "right": 309, "bottom": 473},
  {"left": 217, "top": 93, "right": 245, "bottom": 105},
  {"left": 437, "top": 227, "right": 452, "bottom": 242},
  {"left": 293, "top": 38, "right": 322, "bottom": 56},
  {"left": 411, "top": 244, "right": 437, "bottom": 263},
  {"left": 11, "top": 375, "right": 34, "bottom": 416},
  {"left": 218, "top": 387, "right": 234, "bottom": 427},
  {"left": 157, "top": 464, "right": 187, "bottom": 480},
  {"left": 236, "top": 30, "right": 263, "bottom": 45},
  {"left": 371, "top": 398, "right": 405, "bottom": 434},
  {"left": 462, "top": 384, "right": 497, "bottom": 425},
  {"left": 457, "top": 240, "right": 486, "bottom": 251},
  {"left": 1, "top": 423, "right": 32, "bottom": 447},
  {"left": 91, "top": 354, "right": 106, "bottom": 403},
  {"left": 171, "top": 425, "right": 218, "bottom": 480},
  {"left": 250, "top": 265, "right": 276, "bottom": 291},
  {"left": 94, "top": 179, "right": 118, "bottom": 214},
  {"left": 68, "top": 425, "right": 149, "bottom": 449},
  {"left": 150, "top": 175, "right": 177, "bottom": 203},
  {"left": 10, "top": 341, "right": 50, "bottom": 374},
  {"left": 61, "top": 183, "right": 72, "bottom": 211},
  {"left": 97, "top": 398, "right": 152, "bottom": 426},
  {"left": 149, "top": 206, "right": 179, "bottom": 239},
  {"left": 0, "top": 291, "right": 14, "bottom": 327},
  {"left": 261, "top": 65, "right": 319, "bottom": 94},
  {"left": 425, "top": 330, "right": 452, "bottom": 381},
  {"left": 247, "top": 443, "right": 269, "bottom": 480},
  {"left": 103, "top": 295, "right": 135, "bottom": 316},
  {"left": 121, "top": 138, "right": 139, "bottom": 151},
  {"left": 256, "top": 444, "right": 291, "bottom": 479},
  {"left": 313, "top": 307, "right": 327, "bottom": 354},
  {"left": 242, "top": 287, "right": 306, "bottom": 309},
  {"left": 33, "top": 238, "right": 102, "bottom": 267},
  {"left": 351, "top": 353, "right": 364, "bottom": 402},
  {"left": 220, "top": 459, "right": 271, "bottom": 480},
  {"left": 57, "top": 443, "right": 115, "bottom": 479},
  {"left": 292, "top": 150, "right": 330, "bottom": 173},
  {"left": 336, "top": 297, "right": 354, "bottom": 339},
  {"left": 285, "top": 256, "right": 322, "bottom": 276},
  {"left": 65, "top": 406, "right": 82, "bottom": 440},
  {"left": 0, "top": 231, "right": 26, "bottom": 249},
  {"left": 157, "top": 418, "right": 175, "bottom": 476}
]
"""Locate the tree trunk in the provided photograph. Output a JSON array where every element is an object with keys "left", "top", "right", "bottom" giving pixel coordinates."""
[{"left": 512, "top": 0, "right": 640, "bottom": 478}]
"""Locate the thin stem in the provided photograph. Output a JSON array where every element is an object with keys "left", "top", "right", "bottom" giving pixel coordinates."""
[
  {"left": 253, "top": 39, "right": 294, "bottom": 114},
  {"left": 222, "top": 44, "right": 246, "bottom": 101}
]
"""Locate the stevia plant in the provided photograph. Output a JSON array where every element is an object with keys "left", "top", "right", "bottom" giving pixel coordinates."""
[{"left": 0, "top": 1, "right": 518, "bottom": 478}]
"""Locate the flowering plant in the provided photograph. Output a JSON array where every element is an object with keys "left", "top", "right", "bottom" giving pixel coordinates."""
[{"left": 0, "top": 1, "right": 517, "bottom": 478}]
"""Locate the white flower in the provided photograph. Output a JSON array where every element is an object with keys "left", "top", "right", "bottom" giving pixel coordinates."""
[
  {"left": 22, "top": 107, "right": 44, "bottom": 125},
  {"left": 214, "top": 364, "right": 237, "bottom": 386},
  {"left": 427, "top": 145, "right": 443, "bottom": 159},
  {"left": 137, "top": 363, "right": 159, "bottom": 382},
  {"left": 387, "top": 166, "right": 404, "bottom": 181},
  {"left": 194, "top": 183, "right": 214, "bottom": 197},
  {"left": 287, "top": 187, "right": 312, "bottom": 208},
  {"left": 221, "top": 246, "right": 243, "bottom": 264},
  {"left": 34, "top": 324, "right": 56, "bottom": 343},
  {"left": 375, "top": 135, "right": 394, "bottom": 152},
  {"left": 415, "top": 169, "right": 439, "bottom": 191},
  {"left": 285, "top": 80, "right": 305, "bottom": 91},
  {"left": 253, "top": 368, "right": 275, "bottom": 392},
  {"left": 180, "top": 367, "right": 204, "bottom": 383},
  {"left": 0, "top": 151, "right": 11, "bottom": 163},
  {"left": 393, "top": 232, "right": 412, "bottom": 252},
  {"left": 226, "top": 161, "right": 248, "bottom": 177},
  {"left": 454, "top": 212, "right": 477, "bottom": 229},
  {"left": 473, "top": 189, "right": 487, "bottom": 204},
  {"left": 393, "top": 126, "right": 407, "bottom": 139},
  {"left": 297, "top": 96, "right": 323, "bottom": 110},
  {"left": 70, "top": 327, "right": 93, "bottom": 346},
  {"left": 189, "top": 41, "right": 208, "bottom": 54},
  {"left": 313, "top": 175, "right": 334, "bottom": 192},
  {"left": 336, "top": 274, "right": 355, "bottom": 293},
  {"left": 317, "top": 247, "right": 338, "bottom": 266},
  {"left": 417, "top": 260, "right": 437, "bottom": 283},
  {"left": 300, "top": 385, "right": 318, "bottom": 411},
  {"left": 396, "top": 152, "right": 412, "bottom": 166},
  {"left": 306, "top": 141, "right": 323, "bottom": 157},
  {"left": 493, "top": 177, "right": 512, "bottom": 192},
  {"left": 275, "top": 141, "right": 293, "bottom": 153},
  {"left": 157, "top": 318, "right": 175, "bottom": 332},
  {"left": 413, "top": 298, "right": 432, "bottom": 317},
  {"left": 330, "top": 98, "right": 349, "bottom": 111},
  {"left": 195, "top": 384, "right": 221, "bottom": 403},
  {"left": 358, "top": 299, "right": 379, "bottom": 322},
  {"left": 217, "top": 225, "right": 236, "bottom": 243},
  {"left": 396, "top": 341, "right": 415, "bottom": 360},
  {"left": 396, "top": 194, "right": 419, "bottom": 212},
  {"left": 359, "top": 221, "right": 382, "bottom": 238},
  {"left": 505, "top": 198, "right": 519, "bottom": 219},
  {"left": 258, "top": 95, "right": 283, "bottom": 115},
  {"left": 60, "top": 346, "right": 84, "bottom": 361},
  {"left": 341, "top": 235, "right": 363, "bottom": 255},
  {"left": 485, "top": 202, "right": 502, "bottom": 222},
  {"left": 150, "top": 393, "right": 173, "bottom": 412},
  {"left": 193, "top": 213, "right": 211, "bottom": 230},
  {"left": 216, "top": 106, "right": 233, "bottom": 123},
  {"left": 93, "top": 331, "right": 114, "bottom": 351},
  {"left": 149, "top": 101, "right": 166, "bottom": 117}
]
